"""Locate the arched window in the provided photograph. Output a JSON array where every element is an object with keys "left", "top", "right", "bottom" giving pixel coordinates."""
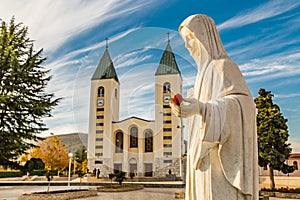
[
  {"left": 115, "top": 88, "right": 118, "bottom": 98},
  {"left": 163, "top": 82, "right": 171, "bottom": 93},
  {"left": 145, "top": 130, "right": 153, "bottom": 152},
  {"left": 98, "top": 86, "right": 104, "bottom": 97},
  {"left": 130, "top": 127, "right": 138, "bottom": 148},
  {"left": 115, "top": 132, "right": 123, "bottom": 153},
  {"left": 293, "top": 161, "right": 298, "bottom": 170}
]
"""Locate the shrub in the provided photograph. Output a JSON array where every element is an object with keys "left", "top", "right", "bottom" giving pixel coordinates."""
[
  {"left": 261, "top": 187, "right": 300, "bottom": 193},
  {"left": 0, "top": 171, "right": 23, "bottom": 178},
  {"left": 29, "top": 170, "right": 57, "bottom": 176},
  {"left": 108, "top": 173, "right": 115, "bottom": 181},
  {"left": 115, "top": 171, "right": 126, "bottom": 185}
]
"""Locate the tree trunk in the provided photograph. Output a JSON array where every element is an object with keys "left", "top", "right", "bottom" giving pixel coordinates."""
[
  {"left": 47, "top": 181, "right": 51, "bottom": 193},
  {"left": 269, "top": 165, "right": 275, "bottom": 190}
]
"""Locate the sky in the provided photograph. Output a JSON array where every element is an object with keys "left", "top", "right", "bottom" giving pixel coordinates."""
[{"left": 1, "top": 0, "right": 300, "bottom": 152}]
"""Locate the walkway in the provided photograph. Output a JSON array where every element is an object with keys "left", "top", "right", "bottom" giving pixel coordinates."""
[{"left": 75, "top": 188, "right": 183, "bottom": 200}]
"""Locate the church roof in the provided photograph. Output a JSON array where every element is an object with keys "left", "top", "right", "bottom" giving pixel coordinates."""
[
  {"left": 290, "top": 153, "right": 300, "bottom": 158},
  {"left": 112, "top": 116, "right": 154, "bottom": 124},
  {"left": 91, "top": 48, "right": 119, "bottom": 82},
  {"left": 155, "top": 41, "right": 181, "bottom": 76}
]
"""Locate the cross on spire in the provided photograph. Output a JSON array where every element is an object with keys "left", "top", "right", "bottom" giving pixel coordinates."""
[
  {"left": 105, "top": 37, "right": 109, "bottom": 49},
  {"left": 167, "top": 32, "right": 170, "bottom": 43}
]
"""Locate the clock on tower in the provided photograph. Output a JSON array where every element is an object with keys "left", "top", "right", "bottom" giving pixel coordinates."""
[
  {"left": 97, "top": 99, "right": 104, "bottom": 106},
  {"left": 163, "top": 95, "right": 170, "bottom": 103}
]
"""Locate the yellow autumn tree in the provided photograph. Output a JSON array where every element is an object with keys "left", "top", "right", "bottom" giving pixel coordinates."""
[
  {"left": 81, "top": 159, "right": 88, "bottom": 173},
  {"left": 19, "top": 150, "right": 30, "bottom": 166},
  {"left": 74, "top": 159, "right": 88, "bottom": 173},
  {"left": 30, "top": 135, "right": 69, "bottom": 172}
]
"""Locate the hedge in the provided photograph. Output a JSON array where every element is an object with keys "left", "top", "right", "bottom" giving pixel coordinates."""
[
  {"left": 0, "top": 171, "right": 23, "bottom": 178},
  {"left": 29, "top": 170, "right": 57, "bottom": 176}
]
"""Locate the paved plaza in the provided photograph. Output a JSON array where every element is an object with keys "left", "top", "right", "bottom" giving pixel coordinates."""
[
  {"left": 0, "top": 185, "right": 184, "bottom": 200},
  {"left": 0, "top": 186, "right": 88, "bottom": 200},
  {"left": 75, "top": 188, "right": 183, "bottom": 200},
  {"left": 1, "top": 185, "right": 300, "bottom": 200}
]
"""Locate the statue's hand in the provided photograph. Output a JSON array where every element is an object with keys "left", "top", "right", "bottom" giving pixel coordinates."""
[
  {"left": 180, "top": 98, "right": 203, "bottom": 118},
  {"left": 169, "top": 101, "right": 181, "bottom": 117}
]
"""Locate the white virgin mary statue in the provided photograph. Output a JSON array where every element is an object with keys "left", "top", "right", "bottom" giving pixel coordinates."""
[{"left": 170, "top": 14, "right": 258, "bottom": 200}]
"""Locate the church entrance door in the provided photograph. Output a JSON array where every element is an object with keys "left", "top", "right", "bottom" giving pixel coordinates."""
[
  {"left": 144, "top": 163, "right": 153, "bottom": 177},
  {"left": 113, "top": 163, "right": 122, "bottom": 174},
  {"left": 130, "top": 164, "right": 137, "bottom": 177}
]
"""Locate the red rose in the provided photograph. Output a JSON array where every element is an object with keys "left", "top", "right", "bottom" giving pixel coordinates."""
[{"left": 173, "top": 94, "right": 183, "bottom": 105}]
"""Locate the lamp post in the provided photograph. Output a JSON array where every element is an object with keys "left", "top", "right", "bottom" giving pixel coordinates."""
[
  {"left": 68, "top": 152, "right": 73, "bottom": 188},
  {"left": 177, "top": 120, "right": 185, "bottom": 178}
]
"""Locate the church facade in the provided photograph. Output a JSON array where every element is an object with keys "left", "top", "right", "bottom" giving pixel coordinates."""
[{"left": 87, "top": 39, "right": 184, "bottom": 178}]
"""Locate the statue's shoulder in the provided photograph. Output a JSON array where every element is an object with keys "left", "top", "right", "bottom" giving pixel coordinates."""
[{"left": 212, "top": 59, "right": 237, "bottom": 74}]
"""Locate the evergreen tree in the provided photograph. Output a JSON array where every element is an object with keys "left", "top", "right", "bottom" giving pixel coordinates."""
[
  {"left": 254, "top": 88, "right": 294, "bottom": 189},
  {"left": 0, "top": 17, "right": 60, "bottom": 167},
  {"left": 74, "top": 146, "right": 87, "bottom": 172},
  {"left": 74, "top": 146, "right": 87, "bottom": 164}
]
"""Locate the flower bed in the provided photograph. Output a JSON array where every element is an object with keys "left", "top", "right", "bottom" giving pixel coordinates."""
[
  {"left": 18, "top": 189, "right": 97, "bottom": 200},
  {"left": 260, "top": 187, "right": 300, "bottom": 199},
  {"left": 97, "top": 184, "right": 144, "bottom": 192},
  {"left": 275, "top": 192, "right": 300, "bottom": 198}
]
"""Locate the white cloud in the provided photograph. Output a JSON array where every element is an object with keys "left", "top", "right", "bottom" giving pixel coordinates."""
[
  {"left": 0, "top": 1, "right": 167, "bottom": 135},
  {"left": 239, "top": 50, "right": 300, "bottom": 83},
  {"left": 115, "top": 52, "right": 153, "bottom": 69},
  {"left": 218, "top": 0, "right": 300, "bottom": 31},
  {"left": 275, "top": 93, "right": 300, "bottom": 99},
  {"left": 0, "top": 0, "right": 164, "bottom": 53}
]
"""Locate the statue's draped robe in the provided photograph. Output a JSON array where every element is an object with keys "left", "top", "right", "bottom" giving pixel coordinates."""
[{"left": 180, "top": 15, "right": 258, "bottom": 200}]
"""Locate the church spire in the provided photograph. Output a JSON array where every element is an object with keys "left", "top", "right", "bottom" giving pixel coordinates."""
[
  {"left": 105, "top": 37, "right": 109, "bottom": 49},
  {"left": 91, "top": 39, "right": 119, "bottom": 82},
  {"left": 155, "top": 34, "right": 181, "bottom": 76},
  {"left": 167, "top": 32, "right": 170, "bottom": 43}
]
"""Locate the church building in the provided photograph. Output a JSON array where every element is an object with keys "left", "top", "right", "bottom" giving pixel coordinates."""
[{"left": 87, "top": 37, "right": 184, "bottom": 178}]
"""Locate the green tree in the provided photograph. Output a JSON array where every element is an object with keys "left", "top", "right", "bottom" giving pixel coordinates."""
[
  {"left": 74, "top": 146, "right": 87, "bottom": 172},
  {"left": 74, "top": 146, "right": 87, "bottom": 164},
  {"left": 0, "top": 17, "right": 60, "bottom": 167},
  {"left": 24, "top": 158, "right": 45, "bottom": 173},
  {"left": 254, "top": 88, "right": 294, "bottom": 189}
]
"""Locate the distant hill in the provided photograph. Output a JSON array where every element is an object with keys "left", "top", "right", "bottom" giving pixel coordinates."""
[{"left": 54, "top": 133, "right": 88, "bottom": 154}]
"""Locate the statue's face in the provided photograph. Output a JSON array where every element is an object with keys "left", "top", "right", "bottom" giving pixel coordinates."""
[
  {"left": 180, "top": 26, "right": 202, "bottom": 62},
  {"left": 180, "top": 26, "right": 196, "bottom": 52}
]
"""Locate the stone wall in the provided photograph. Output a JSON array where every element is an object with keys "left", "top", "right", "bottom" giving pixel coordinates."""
[
  {"left": 98, "top": 164, "right": 112, "bottom": 177},
  {"left": 89, "top": 164, "right": 112, "bottom": 178},
  {"left": 153, "top": 158, "right": 182, "bottom": 178}
]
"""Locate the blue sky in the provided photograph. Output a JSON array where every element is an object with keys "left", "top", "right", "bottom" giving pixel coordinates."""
[{"left": 1, "top": 0, "right": 300, "bottom": 152}]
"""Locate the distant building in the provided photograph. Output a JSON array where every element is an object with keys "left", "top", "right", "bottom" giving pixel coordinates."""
[
  {"left": 259, "top": 153, "right": 300, "bottom": 176},
  {"left": 87, "top": 38, "right": 185, "bottom": 178}
]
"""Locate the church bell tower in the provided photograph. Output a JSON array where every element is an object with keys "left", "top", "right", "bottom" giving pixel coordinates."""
[
  {"left": 154, "top": 35, "right": 183, "bottom": 168},
  {"left": 88, "top": 39, "right": 120, "bottom": 171}
]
